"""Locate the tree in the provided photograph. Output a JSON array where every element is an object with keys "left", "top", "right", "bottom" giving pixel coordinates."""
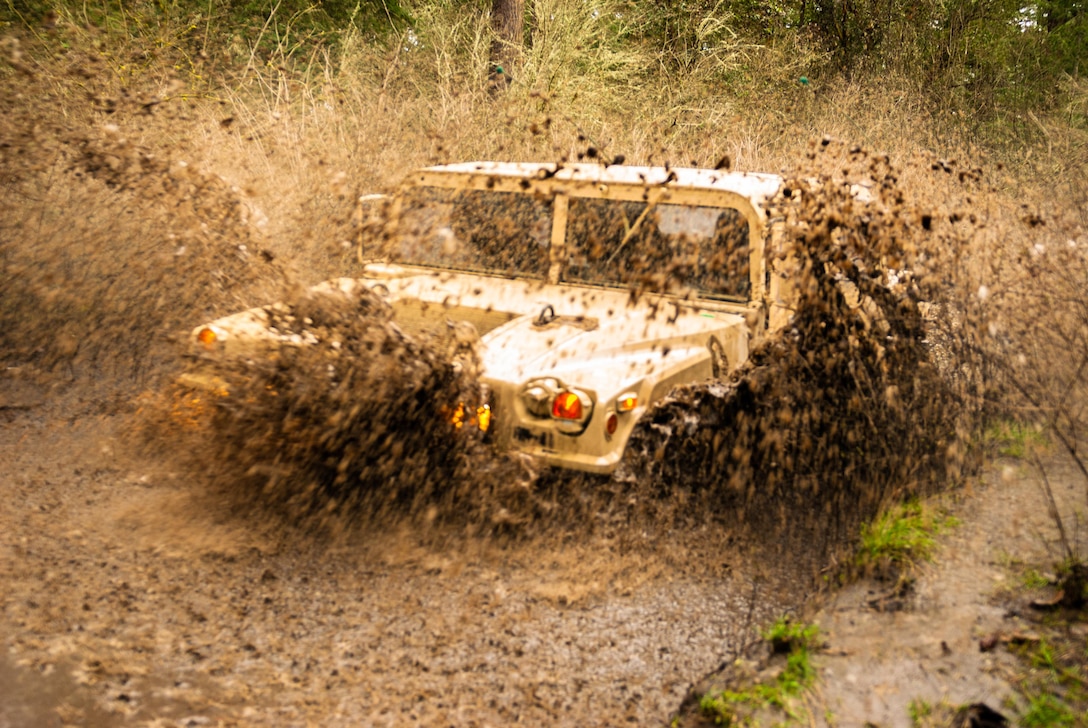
[{"left": 490, "top": 0, "right": 524, "bottom": 84}]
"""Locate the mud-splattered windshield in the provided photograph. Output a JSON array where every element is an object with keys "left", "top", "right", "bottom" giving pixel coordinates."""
[
  {"left": 390, "top": 186, "right": 553, "bottom": 278},
  {"left": 563, "top": 198, "right": 751, "bottom": 299}
]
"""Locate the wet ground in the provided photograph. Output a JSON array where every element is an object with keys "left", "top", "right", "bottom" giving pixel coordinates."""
[
  {"left": 665, "top": 453, "right": 1084, "bottom": 727},
  {"left": 0, "top": 401, "right": 787, "bottom": 726},
  {"left": 804, "top": 455, "right": 1083, "bottom": 726}
]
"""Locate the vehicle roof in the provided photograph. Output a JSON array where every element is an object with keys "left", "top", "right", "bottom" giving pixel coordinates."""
[{"left": 421, "top": 161, "right": 784, "bottom": 208}]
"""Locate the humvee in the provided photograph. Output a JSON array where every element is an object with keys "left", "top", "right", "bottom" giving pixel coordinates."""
[{"left": 184, "top": 162, "right": 797, "bottom": 473}]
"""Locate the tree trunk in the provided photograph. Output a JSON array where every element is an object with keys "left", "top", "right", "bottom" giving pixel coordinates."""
[{"left": 490, "top": 0, "right": 524, "bottom": 85}]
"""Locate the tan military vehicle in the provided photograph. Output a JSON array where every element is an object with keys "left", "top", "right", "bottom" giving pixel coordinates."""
[{"left": 184, "top": 162, "right": 795, "bottom": 474}]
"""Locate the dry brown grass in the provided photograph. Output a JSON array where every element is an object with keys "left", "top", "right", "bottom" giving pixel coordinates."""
[{"left": 1, "top": 14, "right": 1080, "bottom": 349}]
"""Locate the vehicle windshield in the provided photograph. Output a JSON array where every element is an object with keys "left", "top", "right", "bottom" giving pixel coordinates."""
[
  {"left": 385, "top": 184, "right": 752, "bottom": 299},
  {"left": 389, "top": 186, "right": 553, "bottom": 278},
  {"left": 563, "top": 197, "right": 751, "bottom": 299}
]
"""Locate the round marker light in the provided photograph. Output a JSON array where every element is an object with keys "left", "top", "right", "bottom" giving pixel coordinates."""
[
  {"left": 197, "top": 327, "right": 218, "bottom": 348},
  {"left": 606, "top": 413, "right": 618, "bottom": 435},
  {"left": 552, "top": 390, "right": 583, "bottom": 420},
  {"left": 616, "top": 392, "right": 638, "bottom": 412}
]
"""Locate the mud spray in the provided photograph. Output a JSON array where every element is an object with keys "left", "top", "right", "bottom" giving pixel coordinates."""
[{"left": 135, "top": 139, "right": 990, "bottom": 601}]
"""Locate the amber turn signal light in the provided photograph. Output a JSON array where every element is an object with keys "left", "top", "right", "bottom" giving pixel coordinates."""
[
  {"left": 197, "top": 327, "right": 218, "bottom": 348},
  {"left": 476, "top": 404, "right": 491, "bottom": 432}
]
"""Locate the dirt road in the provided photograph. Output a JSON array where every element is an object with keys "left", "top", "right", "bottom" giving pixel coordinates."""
[{"left": 0, "top": 402, "right": 788, "bottom": 726}]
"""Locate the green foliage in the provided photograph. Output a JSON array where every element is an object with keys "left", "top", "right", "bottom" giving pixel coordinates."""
[
  {"left": 0, "top": 0, "right": 411, "bottom": 59},
  {"left": 3, "top": 0, "right": 1080, "bottom": 128},
  {"left": 1031, "top": 638, "right": 1058, "bottom": 671},
  {"left": 1021, "top": 693, "right": 1076, "bottom": 727},
  {"left": 1008, "top": 624, "right": 1088, "bottom": 728},
  {"left": 856, "top": 500, "right": 958, "bottom": 575},
  {"left": 700, "top": 618, "right": 820, "bottom": 725},
  {"left": 1035, "top": 0, "right": 1087, "bottom": 76},
  {"left": 626, "top": 0, "right": 788, "bottom": 70},
  {"left": 615, "top": 0, "right": 1086, "bottom": 178},
  {"left": 762, "top": 617, "right": 820, "bottom": 655},
  {"left": 222, "top": 0, "right": 412, "bottom": 38},
  {"left": 983, "top": 420, "right": 1048, "bottom": 458},
  {"left": 523, "top": 0, "right": 648, "bottom": 98},
  {"left": 908, "top": 698, "right": 932, "bottom": 726},
  {"left": 1021, "top": 568, "right": 1052, "bottom": 590}
]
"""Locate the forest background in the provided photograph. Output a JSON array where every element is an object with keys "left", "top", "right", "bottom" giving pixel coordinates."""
[{"left": 3, "top": 0, "right": 1084, "bottom": 204}]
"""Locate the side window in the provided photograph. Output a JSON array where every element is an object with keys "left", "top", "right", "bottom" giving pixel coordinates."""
[
  {"left": 563, "top": 197, "right": 751, "bottom": 299},
  {"left": 389, "top": 186, "right": 552, "bottom": 278}
]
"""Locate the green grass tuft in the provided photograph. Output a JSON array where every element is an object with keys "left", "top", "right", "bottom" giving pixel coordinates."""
[
  {"left": 1021, "top": 693, "right": 1076, "bottom": 727},
  {"left": 856, "top": 500, "right": 958, "bottom": 576},
  {"left": 983, "top": 420, "right": 1049, "bottom": 459},
  {"left": 700, "top": 617, "right": 820, "bottom": 725},
  {"left": 908, "top": 698, "right": 932, "bottom": 725}
]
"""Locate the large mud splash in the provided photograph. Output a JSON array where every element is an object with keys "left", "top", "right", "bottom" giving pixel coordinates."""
[
  {"left": 621, "top": 146, "right": 980, "bottom": 572},
  {"left": 0, "top": 111, "right": 280, "bottom": 398},
  {"left": 149, "top": 143, "right": 987, "bottom": 587},
  {"left": 171, "top": 284, "right": 499, "bottom": 526}
]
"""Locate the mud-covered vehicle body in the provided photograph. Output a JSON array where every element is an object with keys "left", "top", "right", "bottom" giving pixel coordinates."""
[{"left": 186, "top": 162, "right": 793, "bottom": 473}]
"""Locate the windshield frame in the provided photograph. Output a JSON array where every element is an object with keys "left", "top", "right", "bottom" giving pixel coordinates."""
[{"left": 379, "top": 168, "right": 770, "bottom": 304}]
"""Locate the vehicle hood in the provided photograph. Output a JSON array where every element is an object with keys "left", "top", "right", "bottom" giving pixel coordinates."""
[
  {"left": 189, "top": 268, "right": 749, "bottom": 397},
  {"left": 357, "top": 266, "right": 748, "bottom": 396},
  {"left": 480, "top": 305, "right": 743, "bottom": 394}
]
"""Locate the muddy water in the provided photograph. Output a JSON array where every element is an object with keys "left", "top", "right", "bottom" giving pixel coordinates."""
[{"left": 0, "top": 411, "right": 785, "bottom": 726}]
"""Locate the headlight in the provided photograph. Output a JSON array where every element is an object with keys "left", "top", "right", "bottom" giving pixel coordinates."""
[
  {"left": 522, "top": 380, "right": 556, "bottom": 418},
  {"left": 519, "top": 379, "right": 594, "bottom": 434},
  {"left": 551, "top": 390, "right": 584, "bottom": 420}
]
